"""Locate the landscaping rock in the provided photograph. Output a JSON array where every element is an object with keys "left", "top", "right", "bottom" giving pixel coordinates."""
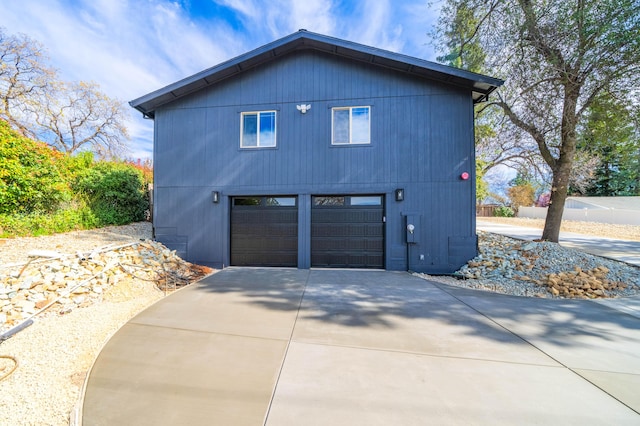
[
  {"left": 0, "top": 240, "right": 213, "bottom": 334},
  {"left": 423, "top": 231, "right": 640, "bottom": 299}
]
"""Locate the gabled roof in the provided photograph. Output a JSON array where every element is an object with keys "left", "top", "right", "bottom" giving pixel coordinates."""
[{"left": 130, "top": 30, "right": 504, "bottom": 118}]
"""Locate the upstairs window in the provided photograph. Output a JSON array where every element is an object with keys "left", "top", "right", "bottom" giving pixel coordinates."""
[
  {"left": 241, "top": 111, "right": 276, "bottom": 148},
  {"left": 332, "top": 106, "right": 370, "bottom": 145}
]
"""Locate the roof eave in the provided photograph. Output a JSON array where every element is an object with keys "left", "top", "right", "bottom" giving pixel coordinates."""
[{"left": 129, "top": 30, "right": 504, "bottom": 117}]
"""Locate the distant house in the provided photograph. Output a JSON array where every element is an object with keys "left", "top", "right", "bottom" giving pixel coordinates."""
[{"left": 130, "top": 30, "right": 503, "bottom": 273}]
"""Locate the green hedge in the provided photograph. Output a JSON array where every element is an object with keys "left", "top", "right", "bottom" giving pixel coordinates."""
[
  {"left": 0, "top": 120, "right": 150, "bottom": 236},
  {"left": 74, "top": 162, "right": 149, "bottom": 226},
  {"left": 0, "top": 120, "right": 72, "bottom": 214},
  {"left": 494, "top": 206, "right": 515, "bottom": 217},
  {"left": 0, "top": 205, "right": 99, "bottom": 237}
]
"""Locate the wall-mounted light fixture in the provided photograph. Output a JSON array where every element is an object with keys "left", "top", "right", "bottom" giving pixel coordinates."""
[
  {"left": 296, "top": 104, "right": 311, "bottom": 114},
  {"left": 395, "top": 188, "right": 404, "bottom": 202},
  {"left": 212, "top": 191, "right": 220, "bottom": 203}
]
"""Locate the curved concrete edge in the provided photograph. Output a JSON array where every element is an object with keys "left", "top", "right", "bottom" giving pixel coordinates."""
[
  {"left": 80, "top": 267, "right": 308, "bottom": 425},
  {"left": 70, "top": 349, "right": 92, "bottom": 426},
  {"left": 71, "top": 270, "right": 220, "bottom": 425}
]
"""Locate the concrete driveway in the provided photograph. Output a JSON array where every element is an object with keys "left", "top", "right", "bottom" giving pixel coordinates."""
[{"left": 81, "top": 268, "right": 640, "bottom": 425}]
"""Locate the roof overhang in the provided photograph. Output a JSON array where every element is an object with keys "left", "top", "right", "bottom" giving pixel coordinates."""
[{"left": 130, "top": 30, "right": 504, "bottom": 119}]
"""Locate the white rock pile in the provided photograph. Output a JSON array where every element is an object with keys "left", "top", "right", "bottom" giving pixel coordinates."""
[
  {"left": 0, "top": 241, "right": 212, "bottom": 335},
  {"left": 454, "top": 231, "right": 640, "bottom": 298}
]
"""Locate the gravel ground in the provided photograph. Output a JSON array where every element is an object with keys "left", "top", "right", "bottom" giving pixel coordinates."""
[
  {"left": 419, "top": 231, "right": 640, "bottom": 298},
  {"left": 0, "top": 291, "right": 163, "bottom": 425},
  {"left": 0, "top": 222, "right": 169, "bottom": 426},
  {"left": 1, "top": 221, "right": 639, "bottom": 425},
  {"left": 0, "top": 222, "right": 153, "bottom": 266}
]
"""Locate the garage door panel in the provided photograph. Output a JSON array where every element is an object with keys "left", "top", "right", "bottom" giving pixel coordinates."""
[
  {"left": 272, "top": 225, "right": 298, "bottom": 238},
  {"left": 311, "top": 195, "right": 384, "bottom": 269},
  {"left": 311, "top": 224, "right": 349, "bottom": 237},
  {"left": 233, "top": 253, "right": 297, "bottom": 267},
  {"left": 262, "top": 211, "right": 297, "bottom": 222},
  {"left": 366, "top": 225, "right": 384, "bottom": 237},
  {"left": 232, "top": 237, "right": 297, "bottom": 251},
  {"left": 348, "top": 239, "right": 366, "bottom": 250},
  {"left": 231, "top": 197, "right": 298, "bottom": 267},
  {"left": 367, "top": 240, "right": 384, "bottom": 250}
]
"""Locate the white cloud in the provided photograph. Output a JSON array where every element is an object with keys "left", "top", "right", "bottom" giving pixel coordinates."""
[
  {"left": 0, "top": 0, "right": 442, "bottom": 159},
  {"left": 215, "top": 0, "right": 259, "bottom": 19},
  {"left": 288, "top": 1, "right": 335, "bottom": 34},
  {"left": 215, "top": 0, "right": 337, "bottom": 40},
  {"left": 261, "top": 0, "right": 336, "bottom": 37},
  {"left": 1, "top": 0, "right": 247, "bottom": 158},
  {"left": 349, "top": 0, "right": 400, "bottom": 50},
  {"left": 399, "top": 0, "right": 444, "bottom": 61}
]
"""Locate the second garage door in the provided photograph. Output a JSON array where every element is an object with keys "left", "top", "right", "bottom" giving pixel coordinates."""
[{"left": 311, "top": 195, "right": 384, "bottom": 269}]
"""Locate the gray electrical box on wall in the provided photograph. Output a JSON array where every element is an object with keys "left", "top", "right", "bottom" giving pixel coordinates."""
[{"left": 404, "top": 214, "right": 419, "bottom": 244}]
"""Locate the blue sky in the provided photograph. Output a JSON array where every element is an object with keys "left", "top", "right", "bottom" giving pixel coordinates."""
[{"left": 1, "top": 0, "right": 443, "bottom": 160}]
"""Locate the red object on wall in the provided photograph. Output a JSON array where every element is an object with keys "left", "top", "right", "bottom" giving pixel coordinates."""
[{"left": 460, "top": 172, "right": 470, "bottom": 180}]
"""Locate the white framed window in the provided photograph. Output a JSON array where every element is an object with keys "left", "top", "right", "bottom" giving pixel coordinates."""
[
  {"left": 241, "top": 111, "right": 276, "bottom": 148},
  {"left": 332, "top": 106, "right": 370, "bottom": 145}
]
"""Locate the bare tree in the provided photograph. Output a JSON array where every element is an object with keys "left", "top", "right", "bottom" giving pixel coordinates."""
[
  {"left": 1, "top": 28, "right": 130, "bottom": 158},
  {"left": 34, "top": 80, "right": 129, "bottom": 158},
  {"left": 0, "top": 27, "right": 56, "bottom": 136},
  {"left": 568, "top": 150, "right": 600, "bottom": 194},
  {"left": 435, "top": 0, "right": 640, "bottom": 241},
  {"left": 475, "top": 109, "right": 547, "bottom": 177}
]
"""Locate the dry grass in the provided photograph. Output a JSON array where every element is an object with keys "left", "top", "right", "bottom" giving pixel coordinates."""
[{"left": 478, "top": 216, "right": 640, "bottom": 242}]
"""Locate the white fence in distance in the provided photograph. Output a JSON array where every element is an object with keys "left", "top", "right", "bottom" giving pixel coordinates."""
[{"left": 518, "top": 206, "right": 640, "bottom": 226}]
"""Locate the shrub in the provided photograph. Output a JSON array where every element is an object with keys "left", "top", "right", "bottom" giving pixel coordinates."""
[
  {"left": 0, "top": 120, "right": 72, "bottom": 214},
  {"left": 61, "top": 151, "right": 95, "bottom": 179},
  {"left": 507, "top": 182, "right": 536, "bottom": 214},
  {"left": 0, "top": 205, "right": 99, "bottom": 237},
  {"left": 0, "top": 120, "right": 149, "bottom": 236},
  {"left": 74, "top": 162, "right": 149, "bottom": 225},
  {"left": 127, "top": 158, "right": 153, "bottom": 186},
  {"left": 494, "top": 206, "right": 515, "bottom": 217}
]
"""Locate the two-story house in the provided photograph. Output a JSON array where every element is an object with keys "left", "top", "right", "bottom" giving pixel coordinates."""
[{"left": 130, "top": 30, "right": 503, "bottom": 273}]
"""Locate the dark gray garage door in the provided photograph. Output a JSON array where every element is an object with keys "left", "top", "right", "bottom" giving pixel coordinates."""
[
  {"left": 231, "top": 196, "right": 298, "bottom": 267},
  {"left": 311, "top": 195, "right": 384, "bottom": 268}
]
